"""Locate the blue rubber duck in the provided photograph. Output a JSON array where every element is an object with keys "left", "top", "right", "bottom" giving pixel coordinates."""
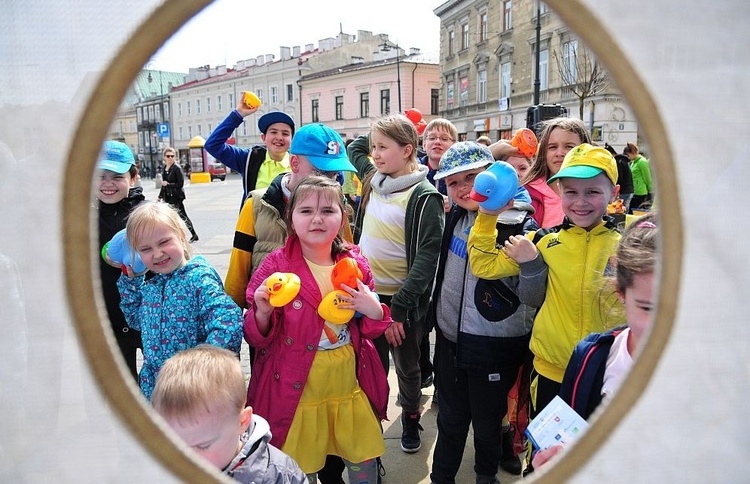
[{"left": 469, "top": 161, "right": 520, "bottom": 211}]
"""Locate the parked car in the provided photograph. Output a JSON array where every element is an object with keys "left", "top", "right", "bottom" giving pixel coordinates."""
[{"left": 208, "top": 162, "right": 226, "bottom": 181}]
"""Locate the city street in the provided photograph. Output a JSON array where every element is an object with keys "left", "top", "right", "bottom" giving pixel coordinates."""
[{"left": 138, "top": 173, "right": 523, "bottom": 483}]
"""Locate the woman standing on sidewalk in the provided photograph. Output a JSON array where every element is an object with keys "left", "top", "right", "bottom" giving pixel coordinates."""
[{"left": 159, "top": 146, "right": 199, "bottom": 242}]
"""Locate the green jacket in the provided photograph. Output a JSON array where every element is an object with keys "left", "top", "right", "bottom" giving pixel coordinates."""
[
  {"left": 348, "top": 134, "right": 445, "bottom": 325},
  {"left": 629, "top": 155, "right": 653, "bottom": 196}
]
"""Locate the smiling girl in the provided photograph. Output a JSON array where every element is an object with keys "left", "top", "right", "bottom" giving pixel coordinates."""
[
  {"left": 347, "top": 115, "right": 445, "bottom": 454},
  {"left": 245, "top": 176, "right": 390, "bottom": 483},
  {"left": 116, "top": 201, "right": 242, "bottom": 400}
]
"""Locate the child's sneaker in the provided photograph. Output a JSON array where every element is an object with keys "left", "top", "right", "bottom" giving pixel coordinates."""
[{"left": 400, "top": 411, "right": 423, "bottom": 453}]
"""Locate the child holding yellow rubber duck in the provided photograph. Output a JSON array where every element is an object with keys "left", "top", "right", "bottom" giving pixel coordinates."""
[{"left": 245, "top": 176, "right": 391, "bottom": 483}]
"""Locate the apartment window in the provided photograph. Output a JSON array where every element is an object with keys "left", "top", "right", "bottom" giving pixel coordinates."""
[
  {"left": 312, "top": 99, "right": 319, "bottom": 122},
  {"left": 206, "top": 97, "right": 211, "bottom": 113},
  {"left": 256, "top": 89, "right": 263, "bottom": 103},
  {"left": 137, "top": 107, "right": 142, "bottom": 123},
  {"left": 335, "top": 95, "right": 344, "bottom": 120},
  {"left": 448, "top": 30, "right": 455, "bottom": 56},
  {"left": 503, "top": 1, "right": 512, "bottom": 31},
  {"left": 242, "top": 122, "right": 248, "bottom": 136},
  {"left": 178, "top": 126, "right": 183, "bottom": 140},
  {"left": 461, "top": 23, "right": 469, "bottom": 50},
  {"left": 537, "top": 0, "right": 549, "bottom": 15},
  {"left": 540, "top": 49, "right": 549, "bottom": 90},
  {"left": 477, "top": 68, "right": 487, "bottom": 103},
  {"left": 380, "top": 89, "right": 391, "bottom": 115},
  {"left": 188, "top": 126, "right": 192, "bottom": 138},
  {"left": 163, "top": 101, "right": 169, "bottom": 121},
  {"left": 197, "top": 124, "right": 202, "bottom": 136},
  {"left": 500, "top": 61, "right": 511, "bottom": 98},
  {"left": 360, "top": 92, "right": 370, "bottom": 118},
  {"left": 271, "top": 86, "right": 278, "bottom": 104},
  {"left": 562, "top": 39, "right": 578, "bottom": 83},
  {"left": 459, "top": 75, "right": 469, "bottom": 107},
  {"left": 431, "top": 89, "right": 439, "bottom": 115},
  {"left": 228, "top": 93, "right": 234, "bottom": 108},
  {"left": 479, "top": 11, "right": 488, "bottom": 43},
  {"left": 196, "top": 99, "right": 201, "bottom": 114},
  {"left": 155, "top": 104, "right": 161, "bottom": 122},
  {"left": 186, "top": 101, "right": 191, "bottom": 115},
  {"left": 148, "top": 105, "right": 154, "bottom": 121},
  {"left": 207, "top": 123, "right": 212, "bottom": 134},
  {"left": 286, "top": 83, "right": 294, "bottom": 102},
  {"left": 217, "top": 95, "right": 222, "bottom": 112},
  {"left": 446, "top": 81, "right": 455, "bottom": 107}
]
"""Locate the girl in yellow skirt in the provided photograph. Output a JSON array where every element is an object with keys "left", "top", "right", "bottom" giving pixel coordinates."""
[{"left": 245, "top": 175, "right": 392, "bottom": 483}]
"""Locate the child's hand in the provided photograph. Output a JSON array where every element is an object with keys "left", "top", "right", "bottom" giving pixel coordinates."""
[
  {"left": 253, "top": 281, "right": 274, "bottom": 319},
  {"left": 502, "top": 235, "right": 538, "bottom": 263},
  {"left": 338, "top": 280, "right": 384, "bottom": 321},
  {"left": 488, "top": 139, "right": 519, "bottom": 161},
  {"left": 531, "top": 443, "right": 565, "bottom": 470},
  {"left": 236, "top": 94, "right": 260, "bottom": 117}
]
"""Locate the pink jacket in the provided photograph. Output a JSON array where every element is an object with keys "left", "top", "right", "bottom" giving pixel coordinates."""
[
  {"left": 526, "top": 177, "right": 565, "bottom": 228},
  {"left": 244, "top": 236, "right": 391, "bottom": 448}
]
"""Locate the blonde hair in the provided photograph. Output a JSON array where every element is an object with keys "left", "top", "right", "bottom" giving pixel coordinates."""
[
  {"left": 522, "top": 117, "right": 591, "bottom": 185},
  {"left": 287, "top": 176, "right": 350, "bottom": 256},
  {"left": 424, "top": 118, "right": 458, "bottom": 142},
  {"left": 371, "top": 114, "right": 419, "bottom": 172},
  {"left": 616, "top": 212, "right": 658, "bottom": 293},
  {"left": 162, "top": 146, "right": 176, "bottom": 157},
  {"left": 126, "top": 201, "right": 192, "bottom": 262},
  {"left": 152, "top": 345, "right": 246, "bottom": 422}
]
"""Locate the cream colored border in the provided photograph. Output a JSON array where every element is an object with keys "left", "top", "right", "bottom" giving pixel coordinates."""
[{"left": 62, "top": 0, "right": 681, "bottom": 482}]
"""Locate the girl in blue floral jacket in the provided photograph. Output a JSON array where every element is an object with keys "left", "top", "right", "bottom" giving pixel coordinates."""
[{"left": 117, "top": 201, "right": 242, "bottom": 399}]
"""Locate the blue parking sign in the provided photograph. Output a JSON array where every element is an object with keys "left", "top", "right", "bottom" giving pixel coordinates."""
[{"left": 157, "top": 123, "right": 170, "bottom": 137}]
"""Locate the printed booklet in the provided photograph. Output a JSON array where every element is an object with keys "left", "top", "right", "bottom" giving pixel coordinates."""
[{"left": 525, "top": 395, "right": 589, "bottom": 450}]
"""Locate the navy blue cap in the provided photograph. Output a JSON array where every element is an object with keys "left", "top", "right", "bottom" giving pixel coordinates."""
[{"left": 258, "top": 111, "right": 295, "bottom": 134}]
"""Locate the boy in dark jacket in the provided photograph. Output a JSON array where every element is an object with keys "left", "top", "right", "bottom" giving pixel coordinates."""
[
  {"left": 96, "top": 140, "right": 144, "bottom": 381},
  {"left": 428, "top": 142, "right": 547, "bottom": 484}
]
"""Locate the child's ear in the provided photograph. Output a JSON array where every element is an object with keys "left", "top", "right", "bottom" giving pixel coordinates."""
[
  {"left": 239, "top": 406, "right": 253, "bottom": 433},
  {"left": 611, "top": 184, "right": 621, "bottom": 202}
]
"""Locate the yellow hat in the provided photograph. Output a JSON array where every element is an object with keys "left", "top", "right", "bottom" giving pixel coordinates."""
[{"left": 547, "top": 143, "right": 618, "bottom": 186}]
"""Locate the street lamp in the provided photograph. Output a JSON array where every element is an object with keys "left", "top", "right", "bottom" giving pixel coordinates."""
[{"left": 379, "top": 39, "right": 402, "bottom": 113}]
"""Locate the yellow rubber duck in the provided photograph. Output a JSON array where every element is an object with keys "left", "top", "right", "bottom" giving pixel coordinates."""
[{"left": 266, "top": 272, "right": 301, "bottom": 307}]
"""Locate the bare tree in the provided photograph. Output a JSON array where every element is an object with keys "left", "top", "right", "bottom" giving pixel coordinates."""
[{"left": 553, "top": 40, "right": 609, "bottom": 119}]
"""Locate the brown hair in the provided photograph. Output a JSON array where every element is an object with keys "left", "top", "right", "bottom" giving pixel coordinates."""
[
  {"left": 615, "top": 212, "right": 658, "bottom": 293},
  {"left": 286, "top": 175, "right": 350, "bottom": 256},
  {"left": 623, "top": 142, "right": 639, "bottom": 156},
  {"left": 521, "top": 117, "right": 591, "bottom": 185},
  {"left": 424, "top": 118, "right": 458, "bottom": 143},
  {"left": 152, "top": 345, "right": 245, "bottom": 422},
  {"left": 371, "top": 114, "right": 419, "bottom": 171}
]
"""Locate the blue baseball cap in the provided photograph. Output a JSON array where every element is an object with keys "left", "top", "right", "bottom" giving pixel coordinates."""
[
  {"left": 258, "top": 111, "right": 295, "bottom": 134},
  {"left": 97, "top": 140, "right": 135, "bottom": 174},
  {"left": 290, "top": 123, "right": 356, "bottom": 173}
]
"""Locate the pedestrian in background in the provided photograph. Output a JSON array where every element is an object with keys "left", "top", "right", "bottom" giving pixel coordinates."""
[
  {"left": 159, "top": 146, "right": 199, "bottom": 242},
  {"left": 624, "top": 142, "right": 653, "bottom": 212}
]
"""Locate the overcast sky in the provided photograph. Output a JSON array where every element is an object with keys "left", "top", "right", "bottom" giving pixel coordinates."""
[{"left": 150, "top": 0, "right": 443, "bottom": 73}]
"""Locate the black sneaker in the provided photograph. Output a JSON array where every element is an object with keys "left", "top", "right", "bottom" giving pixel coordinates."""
[
  {"left": 400, "top": 411, "right": 423, "bottom": 453},
  {"left": 420, "top": 372, "right": 434, "bottom": 389}
]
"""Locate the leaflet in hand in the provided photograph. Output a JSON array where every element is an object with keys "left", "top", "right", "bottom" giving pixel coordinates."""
[{"left": 525, "top": 395, "right": 589, "bottom": 450}]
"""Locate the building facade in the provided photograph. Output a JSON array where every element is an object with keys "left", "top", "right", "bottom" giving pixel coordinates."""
[{"left": 434, "top": 0, "right": 638, "bottom": 151}]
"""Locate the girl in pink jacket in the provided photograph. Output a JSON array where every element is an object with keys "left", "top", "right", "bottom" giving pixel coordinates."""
[{"left": 245, "top": 176, "right": 391, "bottom": 483}]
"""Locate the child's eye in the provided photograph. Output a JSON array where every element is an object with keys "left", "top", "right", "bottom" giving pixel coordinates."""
[{"left": 138, "top": 247, "right": 152, "bottom": 253}]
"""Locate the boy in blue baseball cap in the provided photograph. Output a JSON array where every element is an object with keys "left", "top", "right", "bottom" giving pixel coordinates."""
[
  {"left": 205, "top": 93, "right": 297, "bottom": 208},
  {"left": 96, "top": 140, "right": 144, "bottom": 381}
]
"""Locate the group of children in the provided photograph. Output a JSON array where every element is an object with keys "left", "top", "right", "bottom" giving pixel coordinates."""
[{"left": 95, "top": 102, "right": 658, "bottom": 483}]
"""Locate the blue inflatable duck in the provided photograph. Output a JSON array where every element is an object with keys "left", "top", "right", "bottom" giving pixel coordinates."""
[
  {"left": 469, "top": 160, "right": 520, "bottom": 211},
  {"left": 102, "top": 228, "right": 148, "bottom": 275}
]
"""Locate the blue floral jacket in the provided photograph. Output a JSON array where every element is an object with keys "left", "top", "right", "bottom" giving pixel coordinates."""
[{"left": 118, "top": 255, "right": 243, "bottom": 399}]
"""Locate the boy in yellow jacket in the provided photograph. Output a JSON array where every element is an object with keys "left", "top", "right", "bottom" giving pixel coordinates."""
[{"left": 468, "top": 143, "right": 623, "bottom": 419}]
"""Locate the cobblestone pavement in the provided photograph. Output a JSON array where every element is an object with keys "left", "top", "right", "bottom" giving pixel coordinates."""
[{"left": 137, "top": 173, "right": 524, "bottom": 483}]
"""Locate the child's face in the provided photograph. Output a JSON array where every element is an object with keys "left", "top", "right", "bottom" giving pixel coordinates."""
[
  {"left": 291, "top": 192, "right": 344, "bottom": 250},
  {"left": 505, "top": 155, "right": 531, "bottom": 180},
  {"left": 445, "top": 167, "right": 485, "bottom": 212},
  {"left": 545, "top": 128, "right": 582, "bottom": 176},
  {"left": 261, "top": 122, "right": 293, "bottom": 159},
  {"left": 97, "top": 169, "right": 133, "bottom": 204},
  {"left": 135, "top": 223, "right": 187, "bottom": 274},
  {"left": 163, "top": 405, "right": 252, "bottom": 471},
  {"left": 423, "top": 127, "right": 455, "bottom": 165},
  {"left": 559, "top": 173, "right": 618, "bottom": 231},
  {"left": 619, "top": 271, "right": 655, "bottom": 354},
  {"left": 370, "top": 131, "right": 414, "bottom": 178}
]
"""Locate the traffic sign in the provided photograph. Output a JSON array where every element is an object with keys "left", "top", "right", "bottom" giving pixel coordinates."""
[{"left": 157, "top": 123, "right": 170, "bottom": 137}]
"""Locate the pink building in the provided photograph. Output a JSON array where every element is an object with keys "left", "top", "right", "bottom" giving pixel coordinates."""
[{"left": 298, "top": 48, "right": 440, "bottom": 141}]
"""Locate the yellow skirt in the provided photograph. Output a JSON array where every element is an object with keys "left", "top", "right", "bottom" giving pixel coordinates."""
[{"left": 281, "top": 344, "right": 385, "bottom": 474}]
